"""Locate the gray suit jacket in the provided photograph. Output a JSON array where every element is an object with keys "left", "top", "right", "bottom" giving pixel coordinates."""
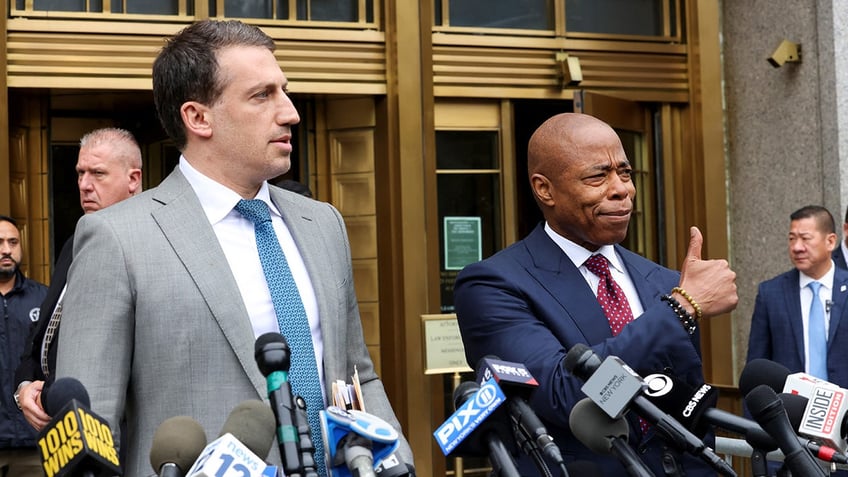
[{"left": 56, "top": 168, "right": 412, "bottom": 476}]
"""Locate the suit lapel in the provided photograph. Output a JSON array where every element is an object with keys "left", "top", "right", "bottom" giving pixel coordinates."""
[
  {"left": 523, "top": 226, "right": 614, "bottom": 344},
  {"left": 150, "top": 170, "right": 267, "bottom": 398},
  {"left": 781, "top": 271, "right": 806, "bottom": 365},
  {"left": 828, "top": 268, "right": 848, "bottom": 344},
  {"left": 269, "top": 188, "right": 339, "bottom": 394}
]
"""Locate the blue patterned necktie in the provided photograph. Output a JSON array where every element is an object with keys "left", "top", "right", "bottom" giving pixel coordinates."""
[
  {"left": 807, "top": 281, "right": 828, "bottom": 380},
  {"left": 234, "top": 199, "right": 326, "bottom": 476}
]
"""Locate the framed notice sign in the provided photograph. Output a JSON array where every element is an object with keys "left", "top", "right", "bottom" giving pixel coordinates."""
[
  {"left": 422, "top": 314, "right": 472, "bottom": 375},
  {"left": 443, "top": 216, "right": 482, "bottom": 270}
]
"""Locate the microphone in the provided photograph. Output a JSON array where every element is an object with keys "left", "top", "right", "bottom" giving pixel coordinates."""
[
  {"left": 319, "top": 405, "right": 399, "bottom": 477},
  {"left": 563, "top": 344, "right": 736, "bottom": 477},
  {"left": 374, "top": 451, "right": 415, "bottom": 477},
  {"left": 254, "top": 332, "right": 306, "bottom": 475},
  {"left": 568, "top": 398, "right": 655, "bottom": 477},
  {"left": 780, "top": 392, "right": 848, "bottom": 462},
  {"left": 643, "top": 373, "right": 848, "bottom": 465},
  {"left": 37, "top": 377, "right": 122, "bottom": 477},
  {"left": 745, "top": 384, "right": 827, "bottom": 477},
  {"left": 186, "top": 401, "right": 279, "bottom": 477},
  {"left": 149, "top": 416, "right": 208, "bottom": 477},
  {"left": 218, "top": 400, "right": 276, "bottom": 460},
  {"left": 475, "top": 356, "right": 566, "bottom": 474},
  {"left": 433, "top": 380, "right": 520, "bottom": 477},
  {"left": 740, "top": 359, "right": 848, "bottom": 453},
  {"left": 739, "top": 358, "right": 837, "bottom": 397}
]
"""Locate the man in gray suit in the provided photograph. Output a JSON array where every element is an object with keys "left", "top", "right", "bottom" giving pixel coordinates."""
[{"left": 56, "top": 19, "right": 413, "bottom": 477}]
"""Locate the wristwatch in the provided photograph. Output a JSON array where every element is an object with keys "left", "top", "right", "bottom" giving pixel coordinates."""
[{"left": 13, "top": 381, "right": 29, "bottom": 411}]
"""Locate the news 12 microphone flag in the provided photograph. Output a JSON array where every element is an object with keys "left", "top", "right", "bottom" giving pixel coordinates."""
[
  {"left": 433, "top": 377, "right": 507, "bottom": 455},
  {"left": 185, "top": 433, "right": 278, "bottom": 477},
  {"left": 37, "top": 399, "right": 121, "bottom": 477}
]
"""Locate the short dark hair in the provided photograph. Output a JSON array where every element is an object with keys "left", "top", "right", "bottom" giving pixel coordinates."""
[
  {"left": 790, "top": 205, "right": 835, "bottom": 234},
  {"left": 152, "top": 19, "right": 276, "bottom": 151},
  {"left": 0, "top": 215, "right": 18, "bottom": 228}
]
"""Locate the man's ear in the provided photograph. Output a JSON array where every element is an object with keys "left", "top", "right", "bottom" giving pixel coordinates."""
[
  {"left": 181, "top": 101, "right": 213, "bottom": 139},
  {"left": 530, "top": 173, "right": 554, "bottom": 207}
]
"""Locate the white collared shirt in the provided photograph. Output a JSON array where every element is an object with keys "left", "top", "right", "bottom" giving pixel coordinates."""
[
  {"left": 544, "top": 223, "right": 645, "bottom": 319},
  {"left": 179, "top": 157, "right": 325, "bottom": 390},
  {"left": 799, "top": 262, "right": 835, "bottom": 374}
]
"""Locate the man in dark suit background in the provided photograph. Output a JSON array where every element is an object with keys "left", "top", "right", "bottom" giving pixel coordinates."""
[
  {"left": 13, "top": 127, "right": 142, "bottom": 431},
  {"left": 747, "top": 205, "right": 848, "bottom": 387},
  {"left": 454, "top": 113, "right": 738, "bottom": 475},
  {"left": 832, "top": 206, "right": 848, "bottom": 270}
]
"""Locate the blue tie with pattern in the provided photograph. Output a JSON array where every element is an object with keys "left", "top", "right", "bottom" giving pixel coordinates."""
[
  {"left": 234, "top": 199, "right": 326, "bottom": 476},
  {"left": 807, "top": 281, "right": 828, "bottom": 380}
]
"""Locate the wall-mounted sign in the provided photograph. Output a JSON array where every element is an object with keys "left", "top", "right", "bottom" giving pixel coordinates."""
[
  {"left": 422, "top": 314, "right": 472, "bottom": 375},
  {"left": 443, "top": 216, "right": 481, "bottom": 270}
]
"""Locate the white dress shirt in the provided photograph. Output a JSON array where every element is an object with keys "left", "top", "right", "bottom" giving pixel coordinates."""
[
  {"left": 544, "top": 222, "right": 645, "bottom": 319},
  {"left": 179, "top": 158, "right": 325, "bottom": 390}
]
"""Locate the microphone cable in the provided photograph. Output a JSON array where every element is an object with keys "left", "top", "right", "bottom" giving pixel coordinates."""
[{"left": 509, "top": 416, "right": 554, "bottom": 477}]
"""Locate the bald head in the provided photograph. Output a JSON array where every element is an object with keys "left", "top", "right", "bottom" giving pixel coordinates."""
[
  {"left": 526, "top": 113, "right": 634, "bottom": 250},
  {"left": 528, "top": 113, "right": 617, "bottom": 178}
]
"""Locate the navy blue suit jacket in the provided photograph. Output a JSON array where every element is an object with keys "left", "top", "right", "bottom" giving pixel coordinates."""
[
  {"left": 833, "top": 246, "right": 847, "bottom": 270},
  {"left": 747, "top": 266, "right": 848, "bottom": 389},
  {"left": 454, "top": 224, "right": 713, "bottom": 476}
]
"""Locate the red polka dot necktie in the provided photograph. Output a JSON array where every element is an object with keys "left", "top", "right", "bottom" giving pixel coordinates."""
[
  {"left": 584, "top": 254, "right": 634, "bottom": 335},
  {"left": 584, "top": 254, "right": 650, "bottom": 434}
]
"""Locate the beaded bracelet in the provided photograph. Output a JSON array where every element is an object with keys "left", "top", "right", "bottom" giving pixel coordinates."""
[
  {"left": 672, "top": 286, "right": 703, "bottom": 320},
  {"left": 661, "top": 294, "right": 697, "bottom": 335}
]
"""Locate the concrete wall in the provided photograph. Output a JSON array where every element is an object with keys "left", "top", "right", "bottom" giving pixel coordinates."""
[{"left": 722, "top": 0, "right": 847, "bottom": 379}]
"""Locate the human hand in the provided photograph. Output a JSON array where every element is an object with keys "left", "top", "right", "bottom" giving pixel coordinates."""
[
  {"left": 20, "top": 380, "right": 51, "bottom": 431},
  {"left": 676, "top": 226, "right": 738, "bottom": 318}
]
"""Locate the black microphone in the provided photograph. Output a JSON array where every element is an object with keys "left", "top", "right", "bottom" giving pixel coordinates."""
[
  {"left": 254, "top": 332, "right": 306, "bottom": 475},
  {"left": 149, "top": 416, "right": 207, "bottom": 477},
  {"left": 475, "top": 356, "right": 566, "bottom": 475},
  {"left": 569, "top": 398, "right": 655, "bottom": 477},
  {"left": 439, "top": 380, "right": 520, "bottom": 477},
  {"left": 38, "top": 377, "right": 122, "bottom": 477},
  {"left": 563, "top": 344, "right": 736, "bottom": 476},
  {"left": 642, "top": 372, "right": 848, "bottom": 464},
  {"left": 739, "top": 359, "right": 793, "bottom": 396},
  {"left": 745, "top": 384, "right": 827, "bottom": 477},
  {"left": 374, "top": 451, "right": 415, "bottom": 477},
  {"left": 219, "top": 400, "right": 276, "bottom": 460}
]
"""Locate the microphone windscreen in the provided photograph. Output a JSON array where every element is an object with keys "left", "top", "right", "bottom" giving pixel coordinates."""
[
  {"left": 739, "top": 359, "right": 790, "bottom": 396},
  {"left": 568, "top": 398, "right": 628, "bottom": 455},
  {"left": 452, "top": 381, "right": 480, "bottom": 410},
  {"left": 745, "top": 384, "right": 782, "bottom": 422},
  {"left": 778, "top": 392, "right": 809, "bottom": 429},
  {"left": 255, "top": 331, "right": 285, "bottom": 350},
  {"left": 150, "top": 416, "right": 207, "bottom": 473},
  {"left": 42, "top": 377, "right": 90, "bottom": 415},
  {"left": 220, "top": 400, "right": 276, "bottom": 459},
  {"left": 563, "top": 343, "right": 592, "bottom": 374},
  {"left": 254, "top": 332, "right": 291, "bottom": 376}
]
